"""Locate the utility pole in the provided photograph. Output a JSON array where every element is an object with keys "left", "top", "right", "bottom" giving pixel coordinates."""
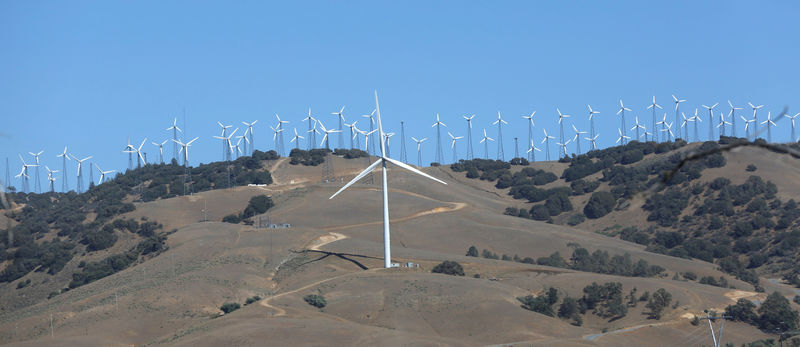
[
  {"left": 514, "top": 137, "right": 519, "bottom": 159},
  {"left": 50, "top": 313, "right": 54, "bottom": 338},
  {"left": 700, "top": 314, "right": 731, "bottom": 347}
]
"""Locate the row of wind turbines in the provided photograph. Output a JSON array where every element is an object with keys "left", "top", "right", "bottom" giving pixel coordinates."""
[{"left": 7, "top": 95, "right": 798, "bottom": 194}]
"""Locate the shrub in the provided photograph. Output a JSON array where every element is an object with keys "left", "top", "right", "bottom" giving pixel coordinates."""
[
  {"left": 431, "top": 261, "right": 465, "bottom": 276},
  {"left": 220, "top": 302, "right": 241, "bottom": 314},
  {"left": 222, "top": 214, "right": 242, "bottom": 224},
  {"left": 567, "top": 214, "right": 586, "bottom": 226},
  {"left": 245, "top": 295, "right": 262, "bottom": 305},
  {"left": 746, "top": 164, "right": 757, "bottom": 172},
  {"left": 584, "top": 191, "right": 615, "bottom": 219},
  {"left": 645, "top": 288, "right": 672, "bottom": 319},
  {"left": 758, "top": 291, "right": 799, "bottom": 332},
  {"left": 304, "top": 294, "right": 327, "bottom": 308},
  {"left": 466, "top": 246, "right": 479, "bottom": 257}
]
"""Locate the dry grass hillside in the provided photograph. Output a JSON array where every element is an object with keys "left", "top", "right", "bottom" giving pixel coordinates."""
[{"left": 1, "top": 150, "right": 798, "bottom": 346}]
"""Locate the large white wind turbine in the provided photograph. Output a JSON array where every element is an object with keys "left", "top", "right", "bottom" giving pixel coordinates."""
[
  {"left": 290, "top": 128, "right": 304, "bottom": 150},
  {"left": 124, "top": 138, "right": 147, "bottom": 168},
  {"left": 493, "top": 112, "right": 508, "bottom": 161},
  {"left": 681, "top": 112, "right": 692, "bottom": 140},
  {"left": 672, "top": 95, "right": 686, "bottom": 139},
  {"left": 631, "top": 116, "right": 645, "bottom": 142},
  {"left": 522, "top": 111, "right": 535, "bottom": 161},
  {"left": 45, "top": 166, "right": 58, "bottom": 193},
  {"left": 571, "top": 124, "right": 587, "bottom": 155},
  {"left": 617, "top": 100, "right": 632, "bottom": 145},
  {"left": 242, "top": 119, "right": 258, "bottom": 155},
  {"left": 28, "top": 150, "right": 43, "bottom": 193},
  {"left": 656, "top": 113, "right": 669, "bottom": 141},
  {"left": 556, "top": 138, "right": 571, "bottom": 158},
  {"left": 690, "top": 108, "right": 702, "bottom": 142},
  {"left": 616, "top": 128, "right": 630, "bottom": 144},
  {"left": 587, "top": 105, "right": 599, "bottom": 142},
  {"left": 269, "top": 125, "right": 284, "bottom": 154},
  {"left": 432, "top": 113, "right": 447, "bottom": 164},
  {"left": 527, "top": 140, "right": 542, "bottom": 161},
  {"left": 742, "top": 116, "right": 755, "bottom": 140},
  {"left": 647, "top": 96, "right": 663, "bottom": 143},
  {"left": 362, "top": 109, "right": 377, "bottom": 155},
  {"left": 318, "top": 121, "right": 341, "bottom": 150},
  {"left": 303, "top": 109, "right": 317, "bottom": 150},
  {"left": 585, "top": 134, "right": 600, "bottom": 151},
  {"left": 345, "top": 120, "right": 359, "bottom": 149},
  {"left": 556, "top": 108, "right": 570, "bottom": 149},
  {"left": 17, "top": 154, "right": 38, "bottom": 193},
  {"left": 152, "top": 140, "right": 168, "bottom": 164},
  {"left": 217, "top": 122, "right": 232, "bottom": 160},
  {"left": 717, "top": 113, "right": 732, "bottom": 137},
  {"left": 173, "top": 137, "right": 199, "bottom": 166},
  {"left": 70, "top": 154, "right": 91, "bottom": 193},
  {"left": 329, "top": 92, "right": 447, "bottom": 269}
]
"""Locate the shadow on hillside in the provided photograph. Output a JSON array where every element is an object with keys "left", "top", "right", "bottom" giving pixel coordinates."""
[{"left": 291, "top": 249, "right": 379, "bottom": 270}]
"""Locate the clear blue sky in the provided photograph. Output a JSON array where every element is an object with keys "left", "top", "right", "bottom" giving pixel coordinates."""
[{"left": 2, "top": 1, "right": 798, "bottom": 191}]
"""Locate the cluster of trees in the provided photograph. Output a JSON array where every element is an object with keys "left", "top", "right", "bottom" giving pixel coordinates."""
[
  {"left": 222, "top": 195, "right": 275, "bottom": 224},
  {"left": 304, "top": 294, "right": 327, "bottom": 308},
  {"left": 69, "top": 233, "right": 167, "bottom": 289},
  {"left": 725, "top": 292, "right": 799, "bottom": 333},
  {"left": 431, "top": 260, "right": 465, "bottom": 276},
  {"left": 289, "top": 148, "right": 330, "bottom": 166},
  {"left": 518, "top": 282, "right": 674, "bottom": 325},
  {"left": 561, "top": 139, "right": 686, "bottom": 182},
  {"left": 332, "top": 148, "right": 369, "bottom": 159},
  {"left": 465, "top": 245, "right": 665, "bottom": 278}
]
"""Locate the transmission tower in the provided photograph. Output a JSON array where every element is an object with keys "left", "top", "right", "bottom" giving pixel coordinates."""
[
  {"left": 363, "top": 154, "right": 374, "bottom": 185},
  {"left": 322, "top": 151, "right": 335, "bottom": 183},
  {"left": 432, "top": 114, "right": 445, "bottom": 164},
  {"left": 514, "top": 137, "right": 519, "bottom": 159},
  {"left": 400, "top": 121, "right": 408, "bottom": 163},
  {"left": 88, "top": 161, "right": 94, "bottom": 188},
  {"left": 4, "top": 157, "right": 9, "bottom": 191},
  {"left": 465, "top": 115, "right": 475, "bottom": 160},
  {"left": 700, "top": 314, "right": 731, "bottom": 347}
]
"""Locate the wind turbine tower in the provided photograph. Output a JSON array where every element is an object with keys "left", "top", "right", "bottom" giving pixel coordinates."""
[
  {"left": 463, "top": 114, "right": 475, "bottom": 160},
  {"left": 269, "top": 125, "right": 283, "bottom": 156},
  {"left": 556, "top": 108, "right": 569, "bottom": 149},
  {"left": 432, "top": 114, "right": 447, "bottom": 164},
  {"left": 46, "top": 166, "right": 58, "bottom": 193},
  {"left": 167, "top": 118, "right": 182, "bottom": 162},
  {"left": 275, "top": 114, "right": 289, "bottom": 156},
  {"left": 217, "top": 122, "right": 232, "bottom": 161},
  {"left": 29, "top": 151, "right": 43, "bottom": 193},
  {"left": 681, "top": 112, "right": 691, "bottom": 141},
  {"left": 449, "top": 132, "right": 463, "bottom": 163},
  {"left": 631, "top": 116, "right": 645, "bottom": 142},
  {"left": 748, "top": 102, "right": 764, "bottom": 139},
  {"left": 303, "top": 109, "right": 316, "bottom": 150},
  {"left": 174, "top": 137, "right": 198, "bottom": 195},
  {"left": 124, "top": 137, "right": 134, "bottom": 171},
  {"left": 71, "top": 154, "right": 91, "bottom": 193},
  {"left": 647, "top": 96, "right": 662, "bottom": 143},
  {"left": 572, "top": 124, "right": 587, "bottom": 155},
  {"left": 527, "top": 140, "right": 541, "bottom": 161},
  {"left": 702, "top": 103, "right": 719, "bottom": 141},
  {"left": 617, "top": 100, "right": 632, "bottom": 145},
  {"left": 332, "top": 106, "right": 346, "bottom": 149},
  {"left": 691, "top": 109, "right": 702, "bottom": 142},
  {"left": 383, "top": 132, "right": 394, "bottom": 158},
  {"left": 513, "top": 137, "right": 519, "bottom": 159},
  {"left": 345, "top": 120, "right": 358, "bottom": 149},
  {"left": 242, "top": 119, "right": 258, "bottom": 155},
  {"left": 329, "top": 91, "right": 447, "bottom": 269},
  {"left": 57, "top": 147, "right": 69, "bottom": 191},
  {"left": 411, "top": 137, "right": 427, "bottom": 166},
  {"left": 673, "top": 95, "right": 686, "bottom": 139},
  {"left": 362, "top": 109, "right": 377, "bottom": 155},
  {"left": 399, "top": 121, "right": 408, "bottom": 163},
  {"left": 587, "top": 105, "right": 599, "bottom": 142},
  {"left": 522, "top": 111, "right": 535, "bottom": 161},
  {"left": 290, "top": 128, "right": 304, "bottom": 150},
  {"left": 152, "top": 140, "right": 168, "bottom": 164},
  {"left": 493, "top": 112, "right": 507, "bottom": 161}
]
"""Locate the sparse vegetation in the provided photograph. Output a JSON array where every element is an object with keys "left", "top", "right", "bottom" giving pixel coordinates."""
[
  {"left": 304, "top": 294, "right": 327, "bottom": 308},
  {"left": 517, "top": 287, "right": 558, "bottom": 317},
  {"left": 431, "top": 261, "right": 465, "bottom": 276},
  {"left": 220, "top": 302, "right": 241, "bottom": 314}
]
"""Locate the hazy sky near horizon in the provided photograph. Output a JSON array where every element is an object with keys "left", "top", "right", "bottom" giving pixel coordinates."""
[{"left": 1, "top": 1, "right": 799, "bottom": 190}]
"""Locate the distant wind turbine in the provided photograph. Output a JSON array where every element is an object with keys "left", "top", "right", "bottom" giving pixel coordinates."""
[
  {"left": 748, "top": 102, "right": 764, "bottom": 140},
  {"left": 463, "top": 114, "right": 476, "bottom": 160},
  {"left": 541, "top": 128, "right": 555, "bottom": 161},
  {"left": 727, "top": 101, "right": 742, "bottom": 138},
  {"left": 786, "top": 112, "right": 800, "bottom": 142},
  {"left": 411, "top": 136, "right": 427, "bottom": 166},
  {"left": 432, "top": 114, "right": 447, "bottom": 164},
  {"left": 702, "top": 103, "right": 719, "bottom": 141},
  {"left": 616, "top": 128, "right": 630, "bottom": 144},
  {"left": 571, "top": 124, "right": 587, "bottom": 155},
  {"left": 56, "top": 147, "right": 70, "bottom": 191},
  {"left": 672, "top": 94, "right": 686, "bottom": 139},
  {"left": 617, "top": 100, "right": 631, "bottom": 145},
  {"left": 760, "top": 111, "right": 777, "bottom": 143},
  {"left": 332, "top": 106, "right": 346, "bottom": 149},
  {"left": 526, "top": 140, "right": 542, "bottom": 161},
  {"left": 448, "top": 131, "right": 464, "bottom": 163},
  {"left": 479, "top": 129, "right": 494, "bottom": 160},
  {"left": 587, "top": 105, "right": 600, "bottom": 142},
  {"left": 493, "top": 112, "right": 507, "bottom": 161},
  {"left": 290, "top": 128, "right": 304, "bottom": 150},
  {"left": 522, "top": 111, "right": 535, "bottom": 161},
  {"left": 242, "top": 120, "right": 258, "bottom": 155},
  {"left": 647, "top": 96, "right": 663, "bottom": 143},
  {"left": 94, "top": 164, "right": 115, "bottom": 185}
]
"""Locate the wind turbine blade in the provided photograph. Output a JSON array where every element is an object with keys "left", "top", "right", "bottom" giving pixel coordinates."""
[
  {"left": 329, "top": 159, "right": 383, "bottom": 199},
  {"left": 385, "top": 157, "right": 446, "bottom": 185}
]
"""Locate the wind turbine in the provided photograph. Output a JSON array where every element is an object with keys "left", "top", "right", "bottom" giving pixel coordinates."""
[
  {"left": 360, "top": 129, "right": 377, "bottom": 152},
  {"left": 46, "top": 166, "right": 58, "bottom": 193},
  {"left": 448, "top": 132, "right": 463, "bottom": 163},
  {"left": 152, "top": 140, "right": 168, "bottom": 164},
  {"left": 587, "top": 105, "right": 600, "bottom": 141},
  {"left": 275, "top": 114, "right": 289, "bottom": 156},
  {"left": 70, "top": 154, "right": 91, "bottom": 193},
  {"left": 742, "top": 116, "right": 755, "bottom": 140},
  {"left": 345, "top": 120, "right": 359, "bottom": 149},
  {"left": 332, "top": 106, "right": 346, "bottom": 149},
  {"left": 269, "top": 125, "right": 284, "bottom": 154},
  {"left": 290, "top": 128, "right": 304, "bottom": 150},
  {"left": 432, "top": 113, "right": 447, "bottom": 164},
  {"left": 748, "top": 102, "right": 764, "bottom": 140},
  {"left": 352, "top": 124, "right": 363, "bottom": 149},
  {"left": 167, "top": 118, "right": 182, "bottom": 162},
  {"left": 463, "top": 114, "right": 476, "bottom": 160},
  {"left": 173, "top": 137, "right": 199, "bottom": 166},
  {"left": 125, "top": 138, "right": 147, "bottom": 168},
  {"left": 94, "top": 164, "right": 115, "bottom": 185},
  {"left": 585, "top": 134, "right": 600, "bottom": 151},
  {"left": 123, "top": 137, "right": 134, "bottom": 170},
  {"left": 362, "top": 109, "right": 377, "bottom": 155},
  {"left": 661, "top": 122, "right": 675, "bottom": 142},
  {"left": 691, "top": 108, "right": 702, "bottom": 142},
  {"left": 493, "top": 112, "right": 508, "bottom": 161},
  {"left": 522, "top": 111, "right": 535, "bottom": 161},
  {"left": 681, "top": 112, "right": 692, "bottom": 140},
  {"left": 56, "top": 147, "right": 70, "bottom": 192},
  {"left": 28, "top": 150, "right": 43, "bottom": 193},
  {"left": 702, "top": 103, "right": 719, "bottom": 141},
  {"left": 318, "top": 121, "right": 341, "bottom": 150},
  {"left": 556, "top": 138, "right": 571, "bottom": 158},
  {"left": 616, "top": 128, "right": 630, "bottom": 144},
  {"left": 526, "top": 140, "right": 542, "bottom": 161},
  {"left": 556, "top": 108, "right": 570, "bottom": 149},
  {"left": 571, "top": 124, "right": 587, "bottom": 155},
  {"left": 760, "top": 111, "right": 777, "bottom": 143},
  {"left": 717, "top": 112, "right": 732, "bottom": 137},
  {"left": 18, "top": 154, "right": 38, "bottom": 193},
  {"left": 631, "top": 116, "right": 645, "bottom": 142},
  {"left": 329, "top": 91, "right": 447, "bottom": 269},
  {"left": 242, "top": 119, "right": 258, "bottom": 155},
  {"left": 656, "top": 113, "right": 669, "bottom": 141},
  {"left": 237, "top": 130, "right": 250, "bottom": 156},
  {"left": 541, "top": 128, "right": 555, "bottom": 161},
  {"left": 383, "top": 132, "right": 395, "bottom": 158},
  {"left": 647, "top": 96, "right": 663, "bottom": 143},
  {"left": 411, "top": 136, "right": 427, "bottom": 166},
  {"left": 303, "top": 109, "right": 316, "bottom": 150},
  {"left": 479, "top": 129, "right": 494, "bottom": 160},
  {"left": 672, "top": 94, "right": 686, "bottom": 139},
  {"left": 617, "top": 100, "right": 632, "bottom": 145},
  {"left": 786, "top": 112, "right": 800, "bottom": 142},
  {"left": 727, "top": 101, "right": 743, "bottom": 138},
  {"left": 217, "top": 122, "right": 232, "bottom": 161}
]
